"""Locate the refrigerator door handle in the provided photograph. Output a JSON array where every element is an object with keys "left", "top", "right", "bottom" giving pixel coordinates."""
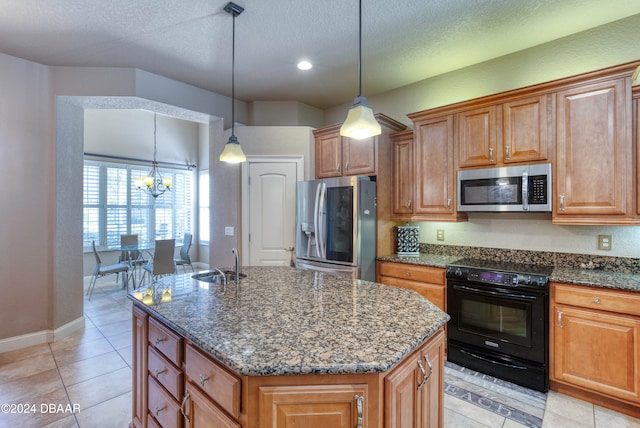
[
  {"left": 313, "top": 183, "right": 322, "bottom": 259},
  {"left": 317, "top": 182, "right": 327, "bottom": 259}
]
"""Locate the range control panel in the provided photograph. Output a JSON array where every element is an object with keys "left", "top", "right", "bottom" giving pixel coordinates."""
[{"left": 446, "top": 266, "right": 549, "bottom": 287}]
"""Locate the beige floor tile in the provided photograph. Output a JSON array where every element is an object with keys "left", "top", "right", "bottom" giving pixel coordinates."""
[
  {"left": 49, "top": 327, "right": 104, "bottom": 353},
  {"left": 544, "top": 390, "right": 594, "bottom": 427},
  {"left": 0, "top": 367, "right": 63, "bottom": 403},
  {"left": 444, "top": 406, "right": 496, "bottom": 428},
  {"left": 88, "top": 310, "right": 133, "bottom": 327},
  {"left": 117, "top": 345, "right": 133, "bottom": 367},
  {"left": 96, "top": 319, "right": 131, "bottom": 338},
  {"left": 0, "top": 384, "right": 75, "bottom": 428},
  {"left": 504, "top": 418, "right": 531, "bottom": 428},
  {"left": 74, "top": 391, "right": 132, "bottom": 428},
  {"left": 52, "top": 338, "right": 116, "bottom": 368},
  {"left": 594, "top": 405, "right": 640, "bottom": 427},
  {"left": 444, "top": 394, "right": 507, "bottom": 427},
  {"left": 106, "top": 330, "right": 132, "bottom": 351},
  {"left": 57, "top": 351, "right": 127, "bottom": 387},
  {"left": 0, "top": 351, "right": 57, "bottom": 384},
  {"left": 0, "top": 343, "right": 51, "bottom": 365},
  {"left": 42, "top": 414, "right": 79, "bottom": 427},
  {"left": 66, "top": 367, "right": 131, "bottom": 410}
]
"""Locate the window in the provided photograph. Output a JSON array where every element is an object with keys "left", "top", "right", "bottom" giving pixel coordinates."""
[
  {"left": 83, "top": 160, "right": 193, "bottom": 250},
  {"left": 199, "top": 170, "right": 210, "bottom": 245}
]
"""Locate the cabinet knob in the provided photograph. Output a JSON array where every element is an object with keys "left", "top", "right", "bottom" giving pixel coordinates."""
[{"left": 593, "top": 297, "right": 601, "bottom": 304}]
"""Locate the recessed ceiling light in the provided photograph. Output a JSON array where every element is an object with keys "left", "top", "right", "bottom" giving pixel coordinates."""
[{"left": 297, "top": 61, "right": 312, "bottom": 71}]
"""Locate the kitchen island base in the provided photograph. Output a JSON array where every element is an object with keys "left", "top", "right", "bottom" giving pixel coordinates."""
[{"left": 133, "top": 306, "right": 446, "bottom": 428}]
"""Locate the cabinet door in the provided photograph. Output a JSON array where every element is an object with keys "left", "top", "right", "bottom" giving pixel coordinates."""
[
  {"left": 634, "top": 89, "right": 640, "bottom": 218},
  {"left": 184, "top": 382, "right": 240, "bottom": 428},
  {"left": 502, "top": 95, "right": 551, "bottom": 164},
  {"left": 418, "top": 330, "right": 445, "bottom": 428},
  {"left": 315, "top": 132, "right": 343, "bottom": 178},
  {"left": 258, "top": 384, "right": 368, "bottom": 428},
  {"left": 132, "top": 306, "right": 148, "bottom": 428},
  {"left": 458, "top": 105, "right": 498, "bottom": 167},
  {"left": 555, "top": 78, "right": 631, "bottom": 220},
  {"left": 386, "top": 329, "right": 445, "bottom": 428},
  {"left": 343, "top": 136, "right": 376, "bottom": 176},
  {"left": 553, "top": 305, "right": 640, "bottom": 403},
  {"left": 392, "top": 132, "right": 414, "bottom": 216},
  {"left": 414, "top": 115, "right": 465, "bottom": 220}
]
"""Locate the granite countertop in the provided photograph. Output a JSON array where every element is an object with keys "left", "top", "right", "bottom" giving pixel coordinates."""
[
  {"left": 378, "top": 254, "right": 640, "bottom": 292},
  {"left": 129, "top": 266, "right": 449, "bottom": 377}
]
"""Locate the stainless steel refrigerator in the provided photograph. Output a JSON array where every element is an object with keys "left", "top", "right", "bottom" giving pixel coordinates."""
[{"left": 295, "top": 176, "right": 376, "bottom": 281}]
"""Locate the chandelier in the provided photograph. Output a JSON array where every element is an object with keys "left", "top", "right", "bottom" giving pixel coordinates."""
[{"left": 135, "top": 113, "right": 172, "bottom": 198}]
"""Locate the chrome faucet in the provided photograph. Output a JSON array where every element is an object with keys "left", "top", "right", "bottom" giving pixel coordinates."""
[
  {"left": 232, "top": 248, "right": 240, "bottom": 283},
  {"left": 209, "top": 267, "right": 228, "bottom": 287}
]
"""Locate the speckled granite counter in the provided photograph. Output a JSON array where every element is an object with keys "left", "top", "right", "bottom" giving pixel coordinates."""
[
  {"left": 129, "top": 266, "right": 449, "bottom": 377},
  {"left": 378, "top": 252, "right": 640, "bottom": 292}
]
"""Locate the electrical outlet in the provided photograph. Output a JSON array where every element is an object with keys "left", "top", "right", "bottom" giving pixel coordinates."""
[
  {"left": 598, "top": 234, "right": 612, "bottom": 251},
  {"left": 225, "top": 226, "right": 235, "bottom": 236},
  {"left": 436, "top": 229, "right": 445, "bottom": 241}
]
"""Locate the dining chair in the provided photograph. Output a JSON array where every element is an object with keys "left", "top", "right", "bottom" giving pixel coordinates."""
[
  {"left": 87, "top": 240, "right": 131, "bottom": 300},
  {"left": 141, "top": 239, "right": 176, "bottom": 286},
  {"left": 174, "top": 233, "right": 194, "bottom": 273},
  {"left": 119, "top": 234, "right": 148, "bottom": 285}
]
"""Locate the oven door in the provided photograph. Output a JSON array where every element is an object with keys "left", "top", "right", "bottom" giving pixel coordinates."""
[{"left": 447, "top": 280, "right": 548, "bottom": 363}]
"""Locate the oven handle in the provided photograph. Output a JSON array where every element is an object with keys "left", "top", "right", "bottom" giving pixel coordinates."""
[
  {"left": 452, "top": 284, "right": 537, "bottom": 301},
  {"left": 459, "top": 349, "right": 528, "bottom": 370}
]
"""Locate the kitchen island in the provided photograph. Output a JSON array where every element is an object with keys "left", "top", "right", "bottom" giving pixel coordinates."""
[{"left": 129, "top": 266, "right": 450, "bottom": 428}]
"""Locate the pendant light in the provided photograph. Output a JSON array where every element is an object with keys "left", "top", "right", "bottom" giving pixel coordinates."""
[
  {"left": 340, "top": 0, "right": 381, "bottom": 140},
  {"left": 219, "top": 2, "right": 247, "bottom": 163},
  {"left": 134, "top": 113, "right": 172, "bottom": 198}
]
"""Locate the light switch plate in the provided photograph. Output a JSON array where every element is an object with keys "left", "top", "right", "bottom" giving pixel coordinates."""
[
  {"left": 225, "top": 226, "right": 235, "bottom": 236},
  {"left": 436, "top": 229, "right": 445, "bottom": 241},
  {"left": 598, "top": 234, "right": 611, "bottom": 250}
]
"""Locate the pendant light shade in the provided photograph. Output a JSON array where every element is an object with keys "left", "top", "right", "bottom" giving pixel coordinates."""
[
  {"left": 220, "top": 2, "right": 246, "bottom": 163},
  {"left": 340, "top": 0, "right": 381, "bottom": 140}
]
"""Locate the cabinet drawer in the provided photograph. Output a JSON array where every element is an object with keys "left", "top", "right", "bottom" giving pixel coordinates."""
[
  {"left": 149, "top": 317, "right": 183, "bottom": 366},
  {"left": 554, "top": 283, "right": 640, "bottom": 316},
  {"left": 186, "top": 382, "right": 240, "bottom": 428},
  {"left": 148, "top": 376, "right": 182, "bottom": 428},
  {"left": 185, "top": 343, "right": 241, "bottom": 418},
  {"left": 378, "top": 262, "right": 445, "bottom": 285},
  {"left": 148, "top": 346, "right": 183, "bottom": 401},
  {"left": 378, "top": 275, "right": 445, "bottom": 311}
]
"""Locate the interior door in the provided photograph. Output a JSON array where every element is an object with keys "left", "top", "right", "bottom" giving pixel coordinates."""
[{"left": 248, "top": 162, "right": 297, "bottom": 266}]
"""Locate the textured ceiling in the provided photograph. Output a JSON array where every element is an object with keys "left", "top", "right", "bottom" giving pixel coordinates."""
[{"left": 1, "top": 0, "right": 640, "bottom": 109}]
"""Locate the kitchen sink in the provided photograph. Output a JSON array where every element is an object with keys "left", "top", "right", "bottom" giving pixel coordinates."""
[{"left": 192, "top": 270, "right": 247, "bottom": 284}]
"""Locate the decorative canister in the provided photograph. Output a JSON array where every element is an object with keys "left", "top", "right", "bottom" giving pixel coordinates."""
[{"left": 396, "top": 225, "right": 420, "bottom": 256}]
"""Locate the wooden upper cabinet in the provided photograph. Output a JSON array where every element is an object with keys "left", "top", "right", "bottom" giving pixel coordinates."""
[
  {"left": 458, "top": 95, "right": 552, "bottom": 168},
  {"left": 502, "top": 95, "right": 552, "bottom": 164},
  {"left": 391, "top": 130, "right": 414, "bottom": 218},
  {"left": 554, "top": 77, "right": 633, "bottom": 223},
  {"left": 342, "top": 136, "right": 376, "bottom": 176},
  {"left": 458, "top": 105, "right": 498, "bottom": 167},
  {"left": 410, "top": 114, "right": 467, "bottom": 221},
  {"left": 313, "top": 114, "right": 406, "bottom": 179},
  {"left": 314, "top": 129, "right": 343, "bottom": 178}
]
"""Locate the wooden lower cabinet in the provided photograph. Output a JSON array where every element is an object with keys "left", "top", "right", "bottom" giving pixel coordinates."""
[
  {"left": 258, "top": 384, "right": 368, "bottom": 428},
  {"left": 133, "top": 306, "right": 446, "bottom": 427},
  {"left": 550, "top": 282, "right": 640, "bottom": 418},
  {"left": 376, "top": 261, "right": 446, "bottom": 311},
  {"left": 385, "top": 329, "right": 445, "bottom": 428}
]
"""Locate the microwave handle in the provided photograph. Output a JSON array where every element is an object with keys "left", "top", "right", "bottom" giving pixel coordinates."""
[{"left": 522, "top": 172, "right": 528, "bottom": 211}]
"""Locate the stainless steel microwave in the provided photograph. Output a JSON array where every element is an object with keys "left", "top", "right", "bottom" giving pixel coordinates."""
[{"left": 458, "top": 163, "right": 552, "bottom": 212}]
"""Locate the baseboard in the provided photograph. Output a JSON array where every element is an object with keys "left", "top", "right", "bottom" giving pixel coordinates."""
[{"left": 0, "top": 316, "right": 86, "bottom": 353}]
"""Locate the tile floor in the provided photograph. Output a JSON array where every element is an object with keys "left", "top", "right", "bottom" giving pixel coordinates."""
[{"left": 1, "top": 275, "right": 640, "bottom": 427}]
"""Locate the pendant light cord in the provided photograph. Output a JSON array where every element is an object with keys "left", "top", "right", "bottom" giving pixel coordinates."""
[
  {"left": 153, "top": 113, "right": 157, "bottom": 161},
  {"left": 231, "top": 12, "right": 236, "bottom": 138},
  {"left": 358, "top": 0, "right": 362, "bottom": 98}
]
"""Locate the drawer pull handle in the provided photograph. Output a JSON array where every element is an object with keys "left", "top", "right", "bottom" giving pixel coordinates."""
[
  {"left": 155, "top": 405, "right": 166, "bottom": 417},
  {"left": 593, "top": 297, "right": 601, "bottom": 304},
  {"left": 154, "top": 368, "right": 167, "bottom": 377},
  {"left": 181, "top": 391, "right": 190, "bottom": 422},
  {"left": 354, "top": 394, "right": 364, "bottom": 428},
  {"left": 154, "top": 336, "right": 167, "bottom": 345},
  {"left": 199, "top": 374, "right": 210, "bottom": 387}
]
